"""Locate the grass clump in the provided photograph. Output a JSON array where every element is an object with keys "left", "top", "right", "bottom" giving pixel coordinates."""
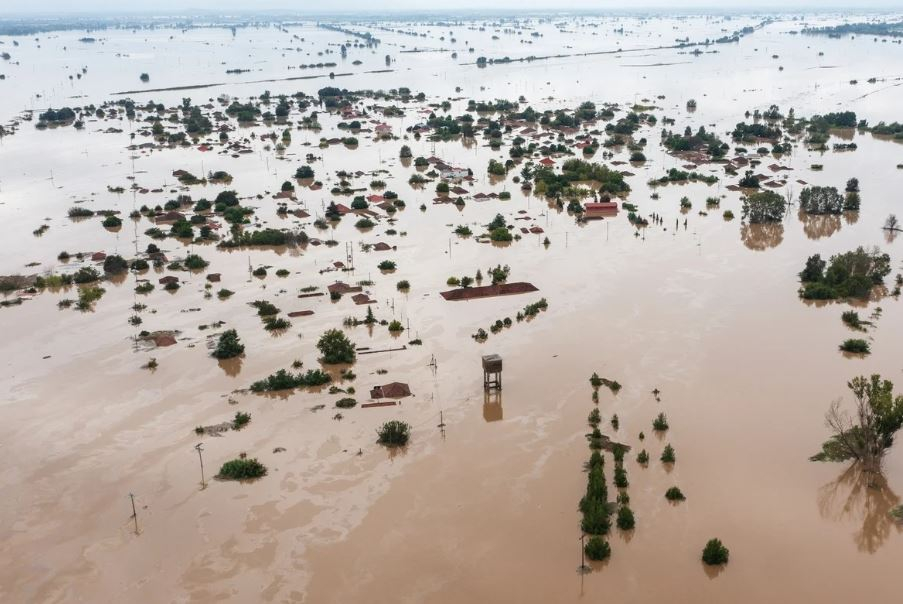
[{"left": 217, "top": 457, "right": 267, "bottom": 480}]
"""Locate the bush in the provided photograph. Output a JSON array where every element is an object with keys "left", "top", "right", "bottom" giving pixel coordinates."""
[
  {"left": 264, "top": 317, "right": 291, "bottom": 331},
  {"left": 233, "top": 411, "right": 251, "bottom": 429},
  {"left": 295, "top": 165, "right": 315, "bottom": 179},
  {"left": 184, "top": 254, "right": 208, "bottom": 270},
  {"left": 317, "top": 329, "right": 356, "bottom": 364},
  {"left": 355, "top": 217, "right": 375, "bottom": 229},
  {"left": 103, "top": 254, "right": 128, "bottom": 274},
  {"left": 702, "top": 538, "right": 729, "bottom": 565},
  {"left": 249, "top": 368, "right": 331, "bottom": 392},
  {"left": 212, "top": 329, "right": 244, "bottom": 359},
  {"left": 102, "top": 215, "right": 122, "bottom": 228},
  {"left": 68, "top": 206, "right": 94, "bottom": 218},
  {"left": 388, "top": 320, "right": 404, "bottom": 332},
  {"left": 378, "top": 260, "right": 396, "bottom": 271},
  {"left": 335, "top": 398, "right": 357, "bottom": 408},
  {"left": 616, "top": 506, "right": 635, "bottom": 530},
  {"left": 652, "top": 412, "right": 669, "bottom": 431},
  {"left": 839, "top": 339, "right": 870, "bottom": 354},
  {"left": 377, "top": 420, "right": 410, "bottom": 446},
  {"left": 636, "top": 449, "right": 649, "bottom": 464},
  {"left": 665, "top": 486, "right": 686, "bottom": 501},
  {"left": 661, "top": 444, "right": 676, "bottom": 463},
  {"left": 73, "top": 267, "right": 100, "bottom": 284},
  {"left": 614, "top": 465, "right": 629, "bottom": 488},
  {"left": 489, "top": 227, "right": 512, "bottom": 242},
  {"left": 217, "top": 458, "right": 267, "bottom": 480},
  {"left": 396, "top": 280, "right": 410, "bottom": 291},
  {"left": 581, "top": 498, "right": 611, "bottom": 535},
  {"left": 584, "top": 536, "right": 611, "bottom": 561}
]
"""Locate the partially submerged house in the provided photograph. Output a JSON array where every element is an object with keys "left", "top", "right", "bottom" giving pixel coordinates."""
[{"left": 370, "top": 382, "right": 412, "bottom": 399}]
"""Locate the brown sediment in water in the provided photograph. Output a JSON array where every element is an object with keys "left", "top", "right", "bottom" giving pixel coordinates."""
[{"left": 1, "top": 14, "right": 903, "bottom": 604}]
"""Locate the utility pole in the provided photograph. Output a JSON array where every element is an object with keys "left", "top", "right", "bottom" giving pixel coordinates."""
[
  {"left": 129, "top": 493, "right": 139, "bottom": 534},
  {"left": 195, "top": 443, "right": 206, "bottom": 489}
]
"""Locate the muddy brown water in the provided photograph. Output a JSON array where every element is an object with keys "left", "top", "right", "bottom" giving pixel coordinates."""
[{"left": 1, "top": 14, "right": 903, "bottom": 603}]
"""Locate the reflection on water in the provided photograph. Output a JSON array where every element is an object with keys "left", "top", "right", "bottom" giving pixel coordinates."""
[
  {"left": 799, "top": 210, "right": 842, "bottom": 240},
  {"left": 217, "top": 357, "right": 242, "bottom": 377},
  {"left": 740, "top": 222, "right": 784, "bottom": 251},
  {"left": 817, "top": 464, "right": 902, "bottom": 554},
  {"left": 483, "top": 390, "right": 502, "bottom": 422}
]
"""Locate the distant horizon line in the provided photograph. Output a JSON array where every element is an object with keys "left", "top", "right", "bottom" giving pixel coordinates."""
[{"left": 1, "top": 6, "right": 902, "bottom": 19}]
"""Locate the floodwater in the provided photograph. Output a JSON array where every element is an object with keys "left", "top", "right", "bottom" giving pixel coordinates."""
[{"left": 2, "top": 12, "right": 903, "bottom": 603}]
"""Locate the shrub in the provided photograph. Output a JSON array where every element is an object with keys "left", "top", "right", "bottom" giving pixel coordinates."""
[
  {"left": 581, "top": 498, "right": 611, "bottom": 535},
  {"left": 68, "top": 206, "right": 94, "bottom": 218},
  {"left": 652, "top": 412, "right": 669, "bottom": 431},
  {"left": 489, "top": 227, "right": 513, "bottom": 242},
  {"left": 702, "top": 538, "right": 729, "bottom": 565},
  {"left": 841, "top": 310, "right": 865, "bottom": 331},
  {"left": 636, "top": 449, "right": 649, "bottom": 464},
  {"left": 661, "top": 444, "right": 676, "bottom": 463},
  {"left": 396, "top": 280, "right": 410, "bottom": 291},
  {"left": 184, "top": 254, "right": 208, "bottom": 270},
  {"left": 217, "top": 458, "right": 267, "bottom": 480},
  {"left": 454, "top": 225, "right": 472, "bottom": 236},
  {"left": 447, "top": 277, "right": 461, "bottom": 286},
  {"left": 335, "top": 398, "right": 357, "bottom": 408},
  {"left": 102, "top": 215, "right": 122, "bottom": 228},
  {"left": 73, "top": 267, "right": 100, "bottom": 284},
  {"left": 584, "top": 536, "right": 611, "bottom": 561},
  {"left": 317, "top": 329, "right": 356, "bottom": 364},
  {"left": 614, "top": 465, "right": 629, "bottom": 488},
  {"left": 355, "top": 217, "right": 376, "bottom": 229},
  {"left": 295, "top": 165, "right": 315, "bottom": 179},
  {"left": 249, "top": 368, "right": 331, "bottom": 392},
  {"left": 378, "top": 260, "right": 396, "bottom": 271},
  {"left": 657, "top": 483, "right": 685, "bottom": 503},
  {"left": 135, "top": 282, "right": 154, "bottom": 294},
  {"left": 130, "top": 258, "right": 149, "bottom": 271},
  {"left": 839, "top": 339, "right": 870, "bottom": 354},
  {"left": 616, "top": 506, "right": 635, "bottom": 530},
  {"left": 233, "top": 411, "right": 251, "bottom": 429},
  {"left": 251, "top": 300, "right": 279, "bottom": 316},
  {"left": 377, "top": 420, "right": 410, "bottom": 446},
  {"left": 218, "top": 288, "right": 234, "bottom": 299},
  {"left": 212, "top": 329, "right": 244, "bottom": 359},
  {"left": 264, "top": 317, "right": 291, "bottom": 331},
  {"left": 103, "top": 254, "right": 128, "bottom": 274}
]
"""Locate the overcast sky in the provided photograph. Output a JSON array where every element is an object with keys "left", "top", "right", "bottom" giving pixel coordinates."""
[{"left": 2, "top": 0, "right": 900, "bottom": 16}]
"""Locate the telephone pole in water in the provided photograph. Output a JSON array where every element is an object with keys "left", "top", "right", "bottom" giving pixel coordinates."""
[{"left": 195, "top": 443, "right": 206, "bottom": 489}]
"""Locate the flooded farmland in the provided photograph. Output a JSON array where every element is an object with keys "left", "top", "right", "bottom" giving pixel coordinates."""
[{"left": 2, "top": 10, "right": 903, "bottom": 603}]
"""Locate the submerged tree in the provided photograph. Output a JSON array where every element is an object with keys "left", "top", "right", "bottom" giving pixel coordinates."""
[{"left": 811, "top": 375, "right": 903, "bottom": 473}]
